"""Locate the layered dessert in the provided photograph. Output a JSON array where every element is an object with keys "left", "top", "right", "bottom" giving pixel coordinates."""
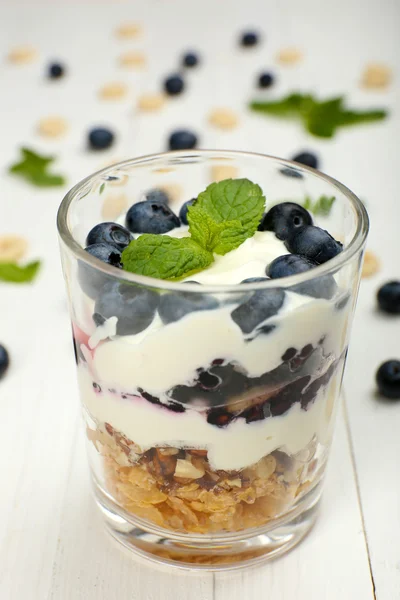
[{"left": 73, "top": 178, "right": 348, "bottom": 534}]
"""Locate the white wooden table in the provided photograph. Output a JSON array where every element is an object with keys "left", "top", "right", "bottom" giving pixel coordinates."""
[{"left": 0, "top": 1, "right": 399, "bottom": 598}]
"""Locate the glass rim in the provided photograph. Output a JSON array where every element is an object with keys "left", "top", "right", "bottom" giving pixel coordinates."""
[{"left": 57, "top": 149, "right": 369, "bottom": 293}]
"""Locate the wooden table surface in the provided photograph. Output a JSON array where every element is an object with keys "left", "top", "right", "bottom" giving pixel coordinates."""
[{"left": 0, "top": 1, "right": 399, "bottom": 598}]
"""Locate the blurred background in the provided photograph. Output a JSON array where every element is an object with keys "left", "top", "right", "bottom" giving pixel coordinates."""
[{"left": 0, "top": 1, "right": 399, "bottom": 599}]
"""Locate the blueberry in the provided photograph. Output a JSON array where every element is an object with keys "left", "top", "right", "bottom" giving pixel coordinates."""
[
  {"left": 182, "top": 52, "right": 199, "bottom": 68},
  {"left": 88, "top": 128, "right": 114, "bottom": 150},
  {"left": 267, "top": 255, "right": 315, "bottom": 279},
  {"left": 179, "top": 198, "right": 196, "bottom": 224},
  {"left": 198, "top": 371, "right": 222, "bottom": 391},
  {"left": 258, "top": 72, "right": 274, "bottom": 88},
  {"left": 86, "top": 222, "right": 133, "bottom": 250},
  {"left": 207, "top": 409, "right": 234, "bottom": 427},
  {"left": 231, "top": 289, "right": 285, "bottom": 333},
  {"left": 159, "top": 292, "right": 219, "bottom": 324},
  {"left": 79, "top": 243, "right": 122, "bottom": 299},
  {"left": 85, "top": 243, "right": 122, "bottom": 267},
  {"left": 145, "top": 188, "right": 170, "bottom": 204},
  {"left": 376, "top": 360, "right": 400, "bottom": 399},
  {"left": 164, "top": 74, "right": 185, "bottom": 96},
  {"left": 168, "top": 129, "right": 198, "bottom": 151},
  {"left": 377, "top": 281, "right": 400, "bottom": 314},
  {"left": 125, "top": 200, "right": 180, "bottom": 234},
  {"left": 291, "top": 151, "right": 319, "bottom": 170},
  {"left": 280, "top": 167, "right": 303, "bottom": 179},
  {"left": 240, "top": 277, "right": 269, "bottom": 284},
  {"left": 285, "top": 225, "right": 343, "bottom": 264},
  {"left": 0, "top": 344, "right": 10, "bottom": 380},
  {"left": 48, "top": 62, "right": 65, "bottom": 79},
  {"left": 240, "top": 31, "right": 259, "bottom": 47},
  {"left": 259, "top": 202, "right": 313, "bottom": 241},
  {"left": 94, "top": 282, "right": 159, "bottom": 335}
]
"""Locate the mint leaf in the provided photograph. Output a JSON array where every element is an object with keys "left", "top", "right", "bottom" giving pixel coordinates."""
[
  {"left": 249, "top": 93, "right": 388, "bottom": 139},
  {"left": 9, "top": 147, "right": 66, "bottom": 187},
  {"left": 195, "top": 178, "right": 265, "bottom": 238},
  {"left": 312, "top": 195, "right": 336, "bottom": 216},
  {"left": 121, "top": 235, "right": 213, "bottom": 280},
  {"left": 0, "top": 260, "right": 41, "bottom": 283},
  {"left": 187, "top": 204, "right": 245, "bottom": 255}
]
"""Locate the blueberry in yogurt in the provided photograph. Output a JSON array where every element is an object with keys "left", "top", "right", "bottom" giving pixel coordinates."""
[
  {"left": 125, "top": 200, "right": 180, "bottom": 234},
  {"left": 259, "top": 202, "right": 313, "bottom": 240}
]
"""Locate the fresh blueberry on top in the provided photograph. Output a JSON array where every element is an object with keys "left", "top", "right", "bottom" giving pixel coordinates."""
[
  {"left": 85, "top": 243, "right": 122, "bottom": 267},
  {"left": 48, "top": 62, "right": 65, "bottom": 79},
  {"left": 164, "top": 74, "right": 185, "bottom": 95},
  {"left": 291, "top": 151, "right": 319, "bottom": 170},
  {"left": 0, "top": 344, "right": 10, "bottom": 380},
  {"left": 240, "top": 277, "right": 269, "bottom": 283},
  {"left": 259, "top": 202, "right": 313, "bottom": 240},
  {"left": 125, "top": 200, "right": 180, "bottom": 234},
  {"left": 86, "top": 222, "right": 133, "bottom": 250},
  {"left": 285, "top": 225, "right": 343, "bottom": 264},
  {"left": 231, "top": 288, "right": 285, "bottom": 334},
  {"left": 145, "top": 188, "right": 170, "bottom": 204},
  {"left": 88, "top": 128, "right": 114, "bottom": 150},
  {"left": 179, "top": 198, "right": 196, "bottom": 224},
  {"left": 240, "top": 31, "right": 259, "bottom": 47},
  {"left": 258, "top": 72, "right": 274, "bottom": 88},
  {"left": 376, "top": 360, "right": 400, "bottom": 399},
  {"left": 267, "top": 254, "right": 315, "bottom": 279},
  {"left": 168, "top": 129, "right": 198, "bottom": 151},
  {"left": 94, "top": 281, "right": 159, "bottom": 336},
  {"left": 159, "top": 291, "right": 219, "bottom": 324},
  {"left": 377, "top": 281, "right": 400, "bottom": 314},
  {"left": 183, "top": 52, "right": 199, "bottom": 67},
  {"left": 79, "top": 243, "right": 122, "bottom": 299}
]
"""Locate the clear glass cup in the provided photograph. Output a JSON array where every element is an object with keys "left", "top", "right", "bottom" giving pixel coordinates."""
[{"left": 57, "top": 150, "right": 368, "bottom": 569}]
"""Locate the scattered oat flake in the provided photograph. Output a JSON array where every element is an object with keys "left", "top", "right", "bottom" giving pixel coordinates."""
[
  {"left": 362, "top": 250, "right": 380, "bottom": 278},
  {"left": 8, "top": 46, "right": 37, "bottom": 64},
  {"left": 101, "top": 193, "right": 129, "bottom": 220},
  {"left": 211, "top": 165, "right": 238, "bottom": 182},
  {"left": 137, "top": 93, "right": 165, "bottom": 112},
  {"left": 208, "top": 108, "right": 239, "bottom": 130},
  {"left": 99, "top": 82, "right": 128, "bottom": 100},
  {"left": 276, "top": 48, "right": 303, "bottom": 65},
  {"left": 37, "top": 116, "right": 68, "bottom": 138},
  {"left": 119, "top": 51, "right": 146, "bottom": 68},
  {"left": 116, "top": 22, "right": 142, "bottom": 39},
  {"left": 361, "top": 63, "right": 392, "bottom": 89},
  {"left": 0, "top": 235, "right": 28, "bottom": 261}
]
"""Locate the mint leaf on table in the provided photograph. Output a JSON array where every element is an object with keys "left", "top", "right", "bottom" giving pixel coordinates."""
[
  {"left": 121, "top": 235, "right": 213, "bottom": 280},
  {"left": 249, "top": 93, "right": 388, "bottom": 138},
  {"left": 187, "top": 205, "right": 246, "bottom": 255},
  {"left": 303, "top": 195, "right": 336, "bottom": 216},
  {"left": 9, "top": 147, "right": 66, "bottom": 187},
  {"left": 0, "top": 260, "right": 41, "bottom": 283}
]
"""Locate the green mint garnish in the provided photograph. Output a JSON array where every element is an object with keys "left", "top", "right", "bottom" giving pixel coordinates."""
[
  {"left": 303, "top": 195, "right": 336, "bottom": 216},
  {"left": 9, "top": 147, "right": 66, "bottom": 187},
  {"left": 0, "top": 260, "right": 41, "bottom": 283},
  {"left": 121, "top": 235, "right": 213, "bottom": 280},
  {"left": 121, "top": 178, "right": 266, "bottom": 280},
  {"left": 249, "top": 93, "right": 387, "bottom": 138}
]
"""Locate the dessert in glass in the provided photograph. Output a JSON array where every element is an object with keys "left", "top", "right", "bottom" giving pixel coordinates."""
[{"left": 57, "top": 150, "right": 368, "bottom": 568}]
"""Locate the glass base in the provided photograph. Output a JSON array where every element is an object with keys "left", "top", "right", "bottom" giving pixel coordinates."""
[{"left": 94, "top": 481, "right": 321, "bottom": 571}]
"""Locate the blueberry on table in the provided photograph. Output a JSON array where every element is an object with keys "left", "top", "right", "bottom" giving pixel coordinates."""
[
  {"left": 164, "top": 74, "right": 185, "bottom": 96},
  {"left": 376, "top": 360, "right": 400, "bottom": 399},
  {"left": 231, "top": 288, "right": 285, "bottom": 333},
  {"left": 291, "top": 151, "right": 319, "bottom": 170},
  {"left": 240, "top": 31, "right": 259, "bottom": 47},
  {"left": 377, "top": 281, "right": 400, "bottom": 314},
  {"left": 0, "top": 344, "right": 10, "bottom": 380},
  {"left": 258, "top": 72, "right": 274, "bottom": 88},
  {"left": 48, "top": 62, "right": 65, "bottom": 79},
  {"left": 168, "top": 129, "right": 198, "bottom": 151},
  {"left": 179, "top": 198, "right": 196, "bottom": 224},
  {"left": 285, "top": 225, "right": 343, "bottom": 264},
  {"left": 145, "top": 188, "right": 170, "bottom": 204},
  {"left": 259, "top": 202, "right": 313, "bottom": 241},
  {"left": 94, "top": 282, "right": 159, "bottom": 336},
  {"left": 79, "top": 243, "right": 122, "bottom": 299},
  {"left": 86, "top": 222, "right": 133, "bottom": 250},
  {"left": 183, "top": 52, "right": 199, "bottom": 67},
  {"left": 159, "top": 292, "right": 219, "bottom": 324},
  {"left": 88, "top": 128, "right": 114, "bottom": 150},
  {"left": 267, "top": 254, "right": 315, "bottom": 279},
  {"left": 125, "top": 200, "right": 180, "bottom": 234}
]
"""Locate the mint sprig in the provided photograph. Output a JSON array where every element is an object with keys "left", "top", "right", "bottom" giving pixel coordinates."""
[
  {"left": 9, "top": 147, "right": 66, "bottom": 187},
  {"left": 249, "top": 93, "right": 387, "bottom": 138},
  {"left": 0, "top": 260, "right": 41, "bottom": 283},
  {"left": 187, "top": 205, "right": 246, "bottom": 256}
]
